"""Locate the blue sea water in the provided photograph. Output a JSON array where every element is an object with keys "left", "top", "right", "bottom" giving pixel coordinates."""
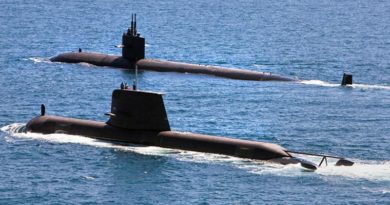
[{"left": 0, "top": 0, "right": 389, "bottom": 204}]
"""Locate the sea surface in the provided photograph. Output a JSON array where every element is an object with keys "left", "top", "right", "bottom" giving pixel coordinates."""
[{"left": 0, "top": 0, "right": 389, "bottom": 204}]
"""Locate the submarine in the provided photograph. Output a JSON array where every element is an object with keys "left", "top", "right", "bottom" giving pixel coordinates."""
[
  {"left": 26, "top": 83, "right": 354, "bottom": 170},
  {"left": 50, "top": 14, "right": 295, "bottom": 82}
]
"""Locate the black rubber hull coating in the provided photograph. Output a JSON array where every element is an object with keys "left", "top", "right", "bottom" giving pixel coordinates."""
[
  {"left": 50, "top": 52, "right": 132, "bottom": 68},
  {"left": 50, "top": 52, "right": 295, "bottom": 81},
  {"left": 26, "top": 115, "right": 290, "bottom": 161}
]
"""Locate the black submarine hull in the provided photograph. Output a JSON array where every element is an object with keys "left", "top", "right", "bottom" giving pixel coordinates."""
[
  {"left": 24, "top": 88, "right": 353, "bottom": 170},
  {"left": 26, "top": 115, "right": 298, "bottom": 163},
  {"left": 50, "top": 52, "right": 295, "bottom": 82}
]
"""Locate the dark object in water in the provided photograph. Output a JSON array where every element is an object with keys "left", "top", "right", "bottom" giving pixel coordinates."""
[
  {"left": 335, "top": 159, "right": 355, "bottom": 166},
  {"left": 50, "top": 14, "right": 295, "bottom": 82},
  {"left": 40, "top": 104, "right": 45, "bottom": 116},
  {"left": 122, "top": 14, "right": 145, "bottom": 62},
  {"left": 26, "top": 85, "right": 353, "bottom": 171},
  {"left": 286, "top": 150, "right": 354, "bottom": 170},
  {"left": 341, "top": 73, "right": 353, "bottom": 86}
]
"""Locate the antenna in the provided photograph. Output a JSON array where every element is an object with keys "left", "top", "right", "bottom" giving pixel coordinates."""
[
  {"left": 134, "top": 14, "right": 137, "bottom": 36},
  {"left": 131, "top": 14, "right": 134, "bottom": 34}
]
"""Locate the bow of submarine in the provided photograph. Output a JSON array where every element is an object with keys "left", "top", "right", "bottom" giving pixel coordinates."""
[{"left": 50, "top": 52, "right": 131, "bottom": 68}]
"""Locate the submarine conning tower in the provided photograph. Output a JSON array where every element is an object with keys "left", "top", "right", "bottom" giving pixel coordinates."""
[
  {"left": 106, "top": 87, "right": 170, "bottom": 131},
  {"left": 341, "top": 73, "right": 353, "bottom": 86},
  {"left": 122, "top": 14, "right": 145, "bottom": 63}
]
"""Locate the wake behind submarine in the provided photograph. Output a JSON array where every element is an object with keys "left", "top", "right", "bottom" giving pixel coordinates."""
[
  {"left": 50, "top": 14, "right": 295, "bottom": 82},
  {"left": 26, "top": 84, "right": 354, "bottom": 170}
]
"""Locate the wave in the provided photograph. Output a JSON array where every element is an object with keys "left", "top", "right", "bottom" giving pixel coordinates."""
[
  {"left": 1, "top": 123, "right": 26, "bottom": 133},
  {"left": 77, "top": 62, "right": 97, "bottom": 67},
  {"left": 2, "top": 123, "right": 389, "bottom": 181},
  {"left": 27, "top": 57, "right": 52, "bottom": 64},
  {"left": 26, "top": 56, "right": 99, "bottom": 67},
  {"left": 351, "top": 84, "right": 390, "bottom": 90},
  {"left": 300, "top": 80, "right": 339, "bottom": 87},
  {"left": 300, "top": 80, "right": 390, "bottom": 90},
  {"left": 316, "top": 161, "right": 390, "bottom": 182}
]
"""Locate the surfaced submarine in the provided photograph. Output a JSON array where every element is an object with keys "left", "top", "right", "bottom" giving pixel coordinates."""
[
  {"left": 50, "top": 14, "right": 294, "bottom": 82},
  {"left": 26, "top": 84, "right": 354, "bottom": 170}
]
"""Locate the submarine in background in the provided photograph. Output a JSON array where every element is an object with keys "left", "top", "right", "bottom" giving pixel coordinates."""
[
  {"left": 50, "top": 14, "right": 295, "bottom": 82},
  {"left": 26, "top": 84, "right": 354, "bottom": 170}
]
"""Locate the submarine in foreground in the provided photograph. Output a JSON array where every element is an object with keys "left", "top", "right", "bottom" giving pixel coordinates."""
[
  {"left": 26, "top": 84, "right": 354, "bottom": 170},
  {"left": 50, "top": 14, "right": 295, "bottom": 82}
]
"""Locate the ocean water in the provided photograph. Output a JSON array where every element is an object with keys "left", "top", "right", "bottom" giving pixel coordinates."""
[{"left": 0, "top": 0, "right": 389, "bottom": 204}]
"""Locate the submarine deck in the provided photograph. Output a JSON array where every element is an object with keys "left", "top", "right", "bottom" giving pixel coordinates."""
[{"left": 26, "top": 115, "right": 291, "bottom": 161}]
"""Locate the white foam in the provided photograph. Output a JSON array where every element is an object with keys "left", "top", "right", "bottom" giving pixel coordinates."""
[
  {"left": 316, "top": 161, "right": 390, "bottom": 181},
  {"left": 78, "top": 62, "right": 97, "bottom": 67},
  {"left": 351, "top": 84, "right": 390, "bottom": 91},
  {"left": 27, "top": 57, "right": 52, "bottom": 64},
  {"left": 84, "top": 176, "right": 96, "bottom": 180},
  {"left": 1, "top": 123, "right": 26, "bottom": 133},
  {"left": 2, "top": 123, "right": 389, "bottom": 181},
  {"left": 363, "top": 187, "right": 390, "bottom": 194},
  {"left": 300, "top": 80, "right": 390, "bottom": 90},
  {"left": 300, "top": 80, "right": 339, "bottom": 87}
]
